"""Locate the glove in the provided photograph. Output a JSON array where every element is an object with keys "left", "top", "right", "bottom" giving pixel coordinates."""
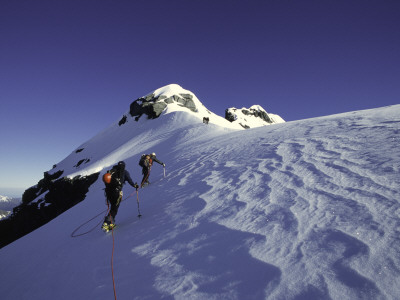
[
  {"left": 163, "top": 163, "right": 166, "bottom": 167},
  {"left": 134, "top": 183, "right": 139, "bottom": 189}
]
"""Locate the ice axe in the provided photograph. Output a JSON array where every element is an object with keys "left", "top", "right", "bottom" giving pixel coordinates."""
[{"left": 136, "top": 188, "right": 142, "bottom": 218}]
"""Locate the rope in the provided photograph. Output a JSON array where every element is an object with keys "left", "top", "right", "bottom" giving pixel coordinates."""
[
  {"left": 109, "top": 189, "right": 139, "bottom": 299},
  {"left": 70, "top": 190, "right": 140, "bottom": 300},
  {"left": 70, "top": 209, "right": 107, "bottom": 237},
  {"left": 108, "top": 201, "right": 117, "bottom": 300},
  {"left": 70, "top": 191, "right": 136, "bottom": 238}
]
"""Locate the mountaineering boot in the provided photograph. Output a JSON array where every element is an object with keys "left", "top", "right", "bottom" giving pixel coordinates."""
[
  {"left": 102, "top": 222, "right": 116, "bottom": 232},
  {"left": 101, "top": 222, "right": 109, "bottom": 232},
  {"left": 141, "top": 181, "right": 150, "bottom": 188}
]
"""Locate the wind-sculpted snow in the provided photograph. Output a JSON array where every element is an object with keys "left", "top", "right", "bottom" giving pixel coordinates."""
[{"left": 0, "top": 105, "right": 399, "bottom": 300}]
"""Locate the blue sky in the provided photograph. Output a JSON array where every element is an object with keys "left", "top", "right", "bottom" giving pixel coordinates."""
[{"left": 1, "top": 0, "right": 399, "bottom": 195}]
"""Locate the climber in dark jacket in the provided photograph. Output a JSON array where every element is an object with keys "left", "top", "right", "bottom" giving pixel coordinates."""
[
  {"left": 103, "top": 161, "right": 138, "bottom": 229},
  {"left": 140, "top": 153, "right": 165, "bottom": 188}
]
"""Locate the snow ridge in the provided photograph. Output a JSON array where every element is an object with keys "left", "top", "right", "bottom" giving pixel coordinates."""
[{"left": 225, "top": 105, "right": 285, "bottom": 129}]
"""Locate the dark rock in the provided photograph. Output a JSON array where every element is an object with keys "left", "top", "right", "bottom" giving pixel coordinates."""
[
  {"left": 118, "top": 115, "right": 127, "bottom": 126},
  {"left": 74, "top": 159, "right": 90, "bottom": 168},
  {"left": 128, "top": 92, "right": 198, "bottom": 120},
  {"left": 225, "top": 106, "right": 279, "bottom": 129},
  {"left": 1, "top": 172, "right": 99, "bottom": 249},
  {"left": 225, "top": 109, "right": 236, "bottom": 122},
  {"left": 22, "top": 170, "right": 64, "bottom": 205},
  {"left": 164, "top": 97, "right": 174, "bottom": 104},
  {"left": 150, "top": 101, "right": 167, "bottom": 118},
  {"left": 129, "top": 99, "right": 144, "bottom": 117}
]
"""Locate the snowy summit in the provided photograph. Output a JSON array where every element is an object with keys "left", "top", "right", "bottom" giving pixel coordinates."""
[
  {"left": 0, "top": 84, "right": 399, "bottom": 300},
  {"left": 226, "top": 105, "right": 285, "bottom": 129}
]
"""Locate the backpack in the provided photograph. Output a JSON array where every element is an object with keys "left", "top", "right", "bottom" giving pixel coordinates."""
[
  {"left": 138, "top": 155, "right": 146, "bottom": 167},
  {"left": 103, "top": 163, "right": 125, "bottom": 190},
  {"left": 139, "top": 154, "right": 152, "bottom": 168}
]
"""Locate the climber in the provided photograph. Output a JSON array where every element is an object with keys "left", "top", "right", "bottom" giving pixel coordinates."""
[
  {"left": 102, "top": 161, "right": 138, "bottom": 231},
  {"left": 139, "top": 153, "right": 165, "bottom": 188}
]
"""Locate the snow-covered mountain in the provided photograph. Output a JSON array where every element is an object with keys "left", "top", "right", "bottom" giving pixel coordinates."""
[
  {"left": 0, "top": 195, "right": 12, "bottom": 205},
  {"left": 54, "top": 84, "right": 247, "bottom": 180},
  {"left": 0, "top": 195, "right": 21, "bottom": 220},
  {"left": 225, "top": 105, "right": 285, "bottom": 128},
  {"left": 0, "top": 84, "right": 399, "bottom": 300}
]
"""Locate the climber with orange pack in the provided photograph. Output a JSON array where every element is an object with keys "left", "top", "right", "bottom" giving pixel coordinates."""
[
  {"left": 102, "top": 161, "right": 139, "bottom": 231},
  {"left": 139, "top": 153, "right": 165, "bottom": 188}
]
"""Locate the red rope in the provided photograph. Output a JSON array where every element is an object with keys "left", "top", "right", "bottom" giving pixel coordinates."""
[
  {"left": 70, "top": 190, "right": 139, "bottom": 299},
  {"left": 110, "top": 215, "right": 117, "bottom": 300},
  {"left": 70, "top": 192, "right": 135, "bottom": 238},
  {"left": 105, "top": 201, "right": 118, "bottom": 300},
  {"left": 110, "top": 189, "right": 140, "bottom": 299},
  {"left": 70, "top": 210, "right": 107, "bottom": 237}
]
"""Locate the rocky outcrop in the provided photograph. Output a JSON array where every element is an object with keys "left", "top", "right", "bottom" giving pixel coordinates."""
[
  {"left": 0, "top": 171, "right": 99, "bottom": 249},
  {"left": 128, "top": 92, "right": 198, "bottom": 121},
  {"left": 225, "top": 105, "right": 285, "bottom": 129}
]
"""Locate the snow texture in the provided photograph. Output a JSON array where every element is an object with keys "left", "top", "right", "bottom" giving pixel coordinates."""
[{"left": 0, "top": 84, "right": 399, "bottom": 300}]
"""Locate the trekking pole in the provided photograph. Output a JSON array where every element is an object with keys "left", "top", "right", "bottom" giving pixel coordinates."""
[
  {"left": 163, "top": 165, "right": 166, "bottom": 178},
  {"left": 136, "top": 188, "right": 142, "bottom": 218}
]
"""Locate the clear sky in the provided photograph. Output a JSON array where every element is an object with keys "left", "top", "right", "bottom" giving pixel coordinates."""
[{"left": 1, "top": 0, "right": 399, "bottom": 195}]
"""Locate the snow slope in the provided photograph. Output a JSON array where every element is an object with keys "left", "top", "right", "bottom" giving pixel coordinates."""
[{"left": 0, "top": 99, "right": 399, "bottom": 299}]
